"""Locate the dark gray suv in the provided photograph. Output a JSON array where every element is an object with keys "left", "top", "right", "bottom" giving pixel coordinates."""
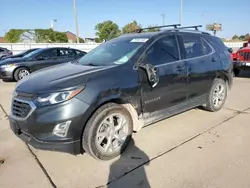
[{"left": 10, "top": 25, "right": 233, "bottom": 160}]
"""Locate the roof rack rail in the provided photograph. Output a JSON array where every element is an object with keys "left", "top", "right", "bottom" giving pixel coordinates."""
[
  {"left": 176, "top": 25, "right": 202, "bottom": 31},
  {"left": 137, "top": 24, "right": 181, "bottom": 33}
]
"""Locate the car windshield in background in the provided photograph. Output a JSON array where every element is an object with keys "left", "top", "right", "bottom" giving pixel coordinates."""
[
  {"left": 78, "top": 37, "right": 148, "bottom": 66},
  {"left": 23, "top": 48, "right": 43, "bottom": 58}
]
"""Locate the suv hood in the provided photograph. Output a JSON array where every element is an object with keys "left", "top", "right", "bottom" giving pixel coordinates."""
[{"left": 16, "top": 62, "right": 113, "bottom": 94}]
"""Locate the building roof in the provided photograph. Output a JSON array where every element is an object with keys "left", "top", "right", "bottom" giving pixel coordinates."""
[{"left": 0, "top": 37, "right": 8, "bottom": 43}]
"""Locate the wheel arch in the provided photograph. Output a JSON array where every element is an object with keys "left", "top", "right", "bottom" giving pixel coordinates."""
[
  {"left": 13, "top": 66, "right": 31, "bottom": 80},
  {"left": 215, "top": 71, "right": 232, "bottom": 90},
  {"left": 82, "top": 95, "right": 143, "bottom": 136}
]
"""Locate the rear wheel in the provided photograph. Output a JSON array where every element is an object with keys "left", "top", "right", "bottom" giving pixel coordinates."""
[
  {"left": 82, "top": 103, "right": 133, "bottom": 160},
  {"left": 14, "top": 67, "right": 30, "bottom": 81},
  {"left": 204, "top": 78, "right": 227, "bottom": 112}
]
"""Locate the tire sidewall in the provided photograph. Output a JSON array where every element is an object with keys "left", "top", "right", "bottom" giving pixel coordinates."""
[
  {"left": 209, "top": 79, "right": 227, "bottom": 112},
  {"left": 83, "top": 104, "right": 133, "bottom": 160},
  {"left": 14, "top": 68, "right": 30, "bottom": 81}
]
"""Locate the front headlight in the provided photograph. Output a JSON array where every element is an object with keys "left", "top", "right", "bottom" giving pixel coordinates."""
[
  {"left": 34, "top": 88, "right": 84, "bottom": 106},
  {"left": 1, "top": 64, "right": 15, "bottom": 68}
]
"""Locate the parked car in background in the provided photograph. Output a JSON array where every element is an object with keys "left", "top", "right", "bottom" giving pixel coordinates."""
[
  {"left": 232, "top": 38, "right": 250, "bottom": 76},
  {"left": 0, "top": 47, "right": 87, "bottom": 81},
  {"left": 0, "top": 47, "right": 12, "bottom": 59},
  {"left": 9, "top": 25, "right": 233, "bottom": 160},
  {"left": 1, "top": 48, "right": 39, "bottom": 60},
  {"left": 233, "top": 46, "right": 250, "bottom": 76}
]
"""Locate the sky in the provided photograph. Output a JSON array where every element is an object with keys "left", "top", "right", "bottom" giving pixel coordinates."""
[{"left": 0, "top": 0, "right": 249, "bottom": 39}]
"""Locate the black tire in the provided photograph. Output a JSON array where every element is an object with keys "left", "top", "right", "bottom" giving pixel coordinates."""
[
  {"left": 14, "top": 67, "right": 30, "bottom": 81},
  {"left": 82, "top": 103, "right": 133, "bottom": 160},
  {"left": 233, "top": 68, "right": 240, "bottom": 77},
  {"left": 204, "top": 78, "right": 227, "bottom": 112}
]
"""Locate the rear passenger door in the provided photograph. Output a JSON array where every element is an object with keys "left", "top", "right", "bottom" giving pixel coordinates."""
[
  {"left": 179, "top": 33, "right": 216, "bottom": 101},
  {"left": 57, "top": 49, "right": 77, "bottom": 64},
  {"left": 140, "top": 34, "right": 188, "bottom": 114}
]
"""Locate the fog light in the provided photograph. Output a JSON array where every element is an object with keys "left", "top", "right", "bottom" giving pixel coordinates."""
[{"left": 52, "top": 121, "right": 71, "bottom": 137}]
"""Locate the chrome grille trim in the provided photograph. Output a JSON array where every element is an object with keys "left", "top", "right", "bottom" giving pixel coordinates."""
[{"left": 10, "top": 98, "right": 36, "bottom": 121}]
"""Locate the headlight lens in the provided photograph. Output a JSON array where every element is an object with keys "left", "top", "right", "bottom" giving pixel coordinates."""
[
  {"left": 34, "top": 88, "right": 84, "bottom": 106},
  {"left": 1, "top": 64, "right": 15, "bottom": 68}
]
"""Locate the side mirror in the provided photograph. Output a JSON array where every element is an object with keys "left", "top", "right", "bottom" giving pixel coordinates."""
[{"left": 139, "top": 63, "right": 159, "bottom": 88}]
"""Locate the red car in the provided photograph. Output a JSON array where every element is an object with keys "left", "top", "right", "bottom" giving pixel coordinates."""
[{"left": 233, "top": 39, "right": 250, "bottom": 76}]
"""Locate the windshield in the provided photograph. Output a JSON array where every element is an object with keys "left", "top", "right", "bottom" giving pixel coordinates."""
[
  {"left": 78, "top": 37, "right": 148, "bottom": 66},
  {"left": 23, "top": 48, "right": 43, "bottom": 58}
]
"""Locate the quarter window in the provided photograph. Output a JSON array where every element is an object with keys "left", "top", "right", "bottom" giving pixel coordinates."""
[
  {"left": 202, "top": 38, "right": 213, "bottom": 54},
  {"left": 182, "top": 35, "right": 204, "bottom": 58},
  {"left": 145, "top": 35, "right": 179, "bottom": 66}
]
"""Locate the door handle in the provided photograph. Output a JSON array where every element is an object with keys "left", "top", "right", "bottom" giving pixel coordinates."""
[{"left": 211, "top": 57, "right": 217, "bottom": 62}]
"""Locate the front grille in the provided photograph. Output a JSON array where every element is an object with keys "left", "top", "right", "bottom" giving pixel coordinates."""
[
  {"left": 243, "top": 52, "right": 250, "bottom": 61},
  {"left": 12, "top": 99, "right": 32, "bottom": 118}
]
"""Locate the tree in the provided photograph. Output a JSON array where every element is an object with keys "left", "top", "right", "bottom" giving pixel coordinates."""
[
  {"left": 95, "top": 20, "right": 121, "bottom": 41},
  {"left": 79, "top": 37, "right": 85, "bottom": 43},
  {"left": 4, "top": 29, "right": 26, "bottom": 43},
  {"left": 122, "top": 21, "right": 141, "bottom": 34},
  {"left": 232, "top": 34, "right": 239, "bottom": 40},
  {"left": 34, "top": 29, "right": 67, "bottom": 43},
  {"left": 143, "top": 25, "right": 160, "bottom": 33}
]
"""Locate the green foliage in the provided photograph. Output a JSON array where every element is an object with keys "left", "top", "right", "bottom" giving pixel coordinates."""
[
  {"left": 4, "top": 29, "right": 67, "bottom": 43},
  {"left": 122, "top": 21, "right": 141, "bottom": 34},
  {"left": 34, "top": 29, "right": 67, "bottom": 43},
  {"left": 95, "top": 20, "right": 121, "bottom": 41},
  {"left": 79, "top": 37, "right": 85, "bottom": 43},
  {"left": 4, "top": 29, "right": 26, "bottom": 43},
  {"left": 144, "top": 25, "right": 160, "bottom": 32},
  {"left": 232, "top": 34, "right": 239, "bottom": 40},
  {"left": 95, "top": 38, "right": 102, "bottom": 43}
]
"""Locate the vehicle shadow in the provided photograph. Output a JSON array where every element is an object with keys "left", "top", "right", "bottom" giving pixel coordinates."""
[
  {"left": 235, "top": 70, "right": 250, "bottom": 78},
  {"left": 106, "top": 139, "right": 151, "bottom": 188},
  {"left": 1, "top": 79, "right": 15, "bottom": 83}
]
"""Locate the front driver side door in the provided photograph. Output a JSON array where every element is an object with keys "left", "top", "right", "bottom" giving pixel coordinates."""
[
  {"left": 139, "top": 34, "right": 188, "bottom": 114},
  {"left": 31, "top": 49, "right": 58, "bottom": 72}
]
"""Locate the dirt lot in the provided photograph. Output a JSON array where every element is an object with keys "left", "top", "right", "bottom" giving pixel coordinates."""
[{"left": 1, "top": 72, "right": 250, "bottom": 188}]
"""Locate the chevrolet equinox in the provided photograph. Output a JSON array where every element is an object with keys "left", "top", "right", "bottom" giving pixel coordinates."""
[{"left": 10, "top": 25, "right": 233, "bottom": 160}]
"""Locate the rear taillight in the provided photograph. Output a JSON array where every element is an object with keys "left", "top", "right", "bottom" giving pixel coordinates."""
[{"left": 8, "top": 51, "right": 12, "bottom": 54}]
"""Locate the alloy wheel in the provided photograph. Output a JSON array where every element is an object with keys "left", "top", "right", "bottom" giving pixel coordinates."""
[{"left": 96, "top": 113, "right": 129, "bottom": 154}]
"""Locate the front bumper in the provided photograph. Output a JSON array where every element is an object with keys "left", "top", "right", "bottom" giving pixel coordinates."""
[
  {"left": 9, "top": 97, "right": 91, "bottom": 155},
  {"left": 233, "top": 61, "right": 250, "bottom": 70},
  {"left": 0, "top": 67, "right": 14, "bottom": 79}
]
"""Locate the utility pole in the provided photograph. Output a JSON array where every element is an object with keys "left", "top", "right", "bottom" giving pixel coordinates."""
[
  {"left": 161, "top": 14, "right": 165, "bottom": 25},
  {"left": 73, "top": 0, "right": 80, "bottom": 43},
  {"left": 179, "top": 0, "right": 182, "bottom": 25},
  {"left": 50, "top": 19, "right": 57, "bottom": 30}
]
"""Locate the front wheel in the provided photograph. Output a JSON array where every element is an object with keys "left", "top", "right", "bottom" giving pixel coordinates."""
[
  {"left": 204, "top": 78, "right": 227, "bottom": 112},
  {"left": 14, "top": 67, "right": 30, "bottom": 81},
  {"left": 82, "top": 103, "right": 133, "bottom": 160}
]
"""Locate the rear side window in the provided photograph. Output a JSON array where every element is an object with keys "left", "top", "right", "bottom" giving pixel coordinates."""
[
  {"left": 182, "top": 34, "right": 204, "bottom": 58},
  {"left": 0, "top": 48, "right": 4, "bottom": 52},
  {"left": 145, "top": 35, "right": 179, "bottom": 66},
  {"left": 58, "top": 49, "right": 76, "bottom": 57},
  {"left": 203, "top": 35, "right": 227, "bottom": 54},
  {"left": 37, "top": 49, "right": 57, "bottom": 60},
  {"left": 202, "top": 38, "right": 213, "bottom": 55}
]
